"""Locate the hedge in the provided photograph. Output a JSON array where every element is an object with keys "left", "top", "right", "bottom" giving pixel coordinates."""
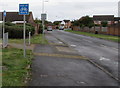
[{"left": 5, "top": 23, "right": 35, "bottom": 39}]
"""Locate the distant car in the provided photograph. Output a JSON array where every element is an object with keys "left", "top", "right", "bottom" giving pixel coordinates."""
[
  {"left": 47, "top": 26, "right": 52, "bottom": 31},
  {"left": 59, "top": 26, "right": 64, "bottom": 30}
]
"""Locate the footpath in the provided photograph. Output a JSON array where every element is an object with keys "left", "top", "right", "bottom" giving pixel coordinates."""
[{"left": 8, "top": 43, "right": 35, "bottom": 50}]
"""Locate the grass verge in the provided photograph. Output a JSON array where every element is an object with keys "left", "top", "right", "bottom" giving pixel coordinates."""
[
  {"left": 2, "top": 47, "right": 33, "bottom": 86},
  {"left": 65, "top": 30, "right": 120, "bottom": 42},
  {"left": 9, "top": 34, "right": 48, "bottom": 44}
]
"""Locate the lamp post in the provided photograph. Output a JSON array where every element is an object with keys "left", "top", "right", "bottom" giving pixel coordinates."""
[{"left": 41, "top": 0, "right": 48, "bottom": 34}]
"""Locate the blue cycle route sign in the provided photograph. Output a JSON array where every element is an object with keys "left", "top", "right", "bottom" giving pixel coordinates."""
[{"left": 19, "top": 4, "right": 29, "bottom": 15}]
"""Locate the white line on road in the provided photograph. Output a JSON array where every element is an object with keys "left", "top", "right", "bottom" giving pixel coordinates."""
[
  {"left": 83, "top": 39, "right": 93, "bottom": 43},
  {"left": 100, "top": 57, "right": 110, "bottom": 61},
  {"left": 100, "top": 44, "right": 118, "bottom": 51},
  {"left": 58, "top": 42, "right": 63, "bottom": 44},
  {"left": 100, "top": 44, "right": 107, "bottom": 48},
  {"left": 70, "top": 44, "right": 76, "bottom": 47}
]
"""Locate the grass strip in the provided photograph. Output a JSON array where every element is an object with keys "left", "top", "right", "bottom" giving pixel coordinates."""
[
  {"left": 2, "top": 47, "right": 33, "bottom": 86},
  {"left": 9, "top": 34, "right": 48, "bottom": 44},
  {"left": 65, "top": 30, "right": 120, "bottom": 42}
]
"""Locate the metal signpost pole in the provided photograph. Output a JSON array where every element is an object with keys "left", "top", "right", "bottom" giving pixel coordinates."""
[
  {"left": 23, "top": 15, "right": 26, "bottom": 57},
  {"left": 3, "top": 10, "right": 6, "bottom": 48},
  {"left": 3, "top": 14, "right": 5, "bottom": 48},
  {"left": 19, "top": 4, "right": 29, "bottom": 57},
  {"left": 29, "top": 32, "right": 31, "bottom": 45}
]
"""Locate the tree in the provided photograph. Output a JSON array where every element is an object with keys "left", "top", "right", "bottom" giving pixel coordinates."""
[
  {"left": 34, "top": 18, "right": 42, "bottom": 24},
  {"left": 79, "top": 16, "right": 94, "bottom": 27},
  {"left": 72, "top": 20, "right": 80, "bottom": 26},
  {"left": 53, "top": 21, "right": 61, "bottom": 26},
  {"left": 101, "top": 21, "right": 108, "bottom": 27},
  {"left": 72, "top": 16, "right": 94, "bottom": 28}
]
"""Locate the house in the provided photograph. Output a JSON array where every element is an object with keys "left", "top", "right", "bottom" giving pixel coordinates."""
[
  {"left": 63, "top": 20, "right": 71, "bottom": 28},
  {"left": 114, "top": 17, "right": 120, "bottom": 24},
  {"left": 72, "top": 15, "right": 120, "bottom": 36},
  {"left": 0, "top": 12, "right": 39, "bottom": 35},
  {"left": 53, "top": 21, "right": 62, "bottom": 29},
  {"left": 93, "top": 15, "right": 114, "bottom": 25}
]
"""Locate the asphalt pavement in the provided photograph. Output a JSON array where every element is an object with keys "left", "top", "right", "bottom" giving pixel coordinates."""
[
  {"left": 47, "top": 30, "right": 118, "bottom": 79},
  {"left": 29, "top": 30, "right": 119, "bottom": 86}
]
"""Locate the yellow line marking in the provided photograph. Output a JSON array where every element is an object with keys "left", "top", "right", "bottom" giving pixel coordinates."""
[
  {"left": 34, "top": 53, "right": 88, "bottom": 60},
  {"left": 49, "top": 43, "right": 65, "bottom": 46}
]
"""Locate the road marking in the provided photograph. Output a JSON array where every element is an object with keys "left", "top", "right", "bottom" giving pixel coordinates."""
[
  {"left": 100, "top": 57, "right": 110, "bottom": 61},
  {"left": 34, "top": 53, "right": 87, "bottom": 60},
  {"left": 83, "top": 39, "right": 93, "bottom": 43},
  {"left": 76, "top": 81, "right": 86, "bottom": 85},
  {"left": 111, "top": 47, "right": 118, "bottom": 51},
  {"left": 58, "top": 42, "right": 63, "bottom": 44},
  {"left": 100, "top": 44, "right": 107, "bottom": 47},
  {"left": 49, "top": 43, "right": 65, "bottom": 46},
  {"left": 100, "top": 45, "right": 118, "bottom": 51},
  {"left": 70, "top": 44, "right": 76, "bottom": 47}
]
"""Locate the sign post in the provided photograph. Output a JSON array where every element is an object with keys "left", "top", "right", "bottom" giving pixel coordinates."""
[
  {"left": 29, "top": 32, "right": 31, "bottom": 45},
  {"left": 3, "top": 10, "right": 6, "bottom": 48},
  {"left": 19, "top": 4, "right": 29, "bottom": 57}
]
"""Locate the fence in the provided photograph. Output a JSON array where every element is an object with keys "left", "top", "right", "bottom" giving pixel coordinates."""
[
  {"left": 72, "top": 25, "right": 120, "bottom": 36},
  {"left": 3, "top": 32, "right": 8, "bottom": 48}
]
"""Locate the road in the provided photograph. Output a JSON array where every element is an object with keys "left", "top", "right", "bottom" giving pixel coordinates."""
[
  {"left": 29, "top": 30, "right": 119, "bottom": 86},
  {"left": 45, "top": 30, "right": 119, "bottom": 80}
]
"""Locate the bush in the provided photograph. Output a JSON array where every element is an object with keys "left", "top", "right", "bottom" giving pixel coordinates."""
[
  {"left": 38, "top": 24, "right": 43, "bottom": 34},
  {"left": 101, "top": 21, "right": 108, "bottom": 27},
  {"left": 5, "top": 23, "right": 35, "bottom": 39},
  {"left": 5, "top": 22, "right": 15, "bottom": 26}
]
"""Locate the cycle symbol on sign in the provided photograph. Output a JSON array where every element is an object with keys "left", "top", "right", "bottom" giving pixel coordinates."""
[{"left": 20, "top": 8, "right": 28, "bottom": 12}]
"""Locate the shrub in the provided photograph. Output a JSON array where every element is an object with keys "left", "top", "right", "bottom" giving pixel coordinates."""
[
  {"left": 5, "top": 23, "right": 35, "bottom": 39},
  {"left": 101, "top": 21, "right": 108, "bottom": 27},
  {"left": 38, "top": 24, "right": 43, "bottom": 34},
  {"left": 5, "top": 22, "right": 15, "bottom": 26}
]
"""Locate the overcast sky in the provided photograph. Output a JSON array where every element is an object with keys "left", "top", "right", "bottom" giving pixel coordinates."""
[{"left": 0, "top": 0, "right": 119, "bottom": 22}]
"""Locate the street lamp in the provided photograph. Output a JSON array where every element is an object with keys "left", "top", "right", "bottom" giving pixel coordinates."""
[
  {"left": 41, "top": 0, "right": 48, "bottom": 34},
  {"left": 42, "top": 0, "right": 48, "bottom": 13}
]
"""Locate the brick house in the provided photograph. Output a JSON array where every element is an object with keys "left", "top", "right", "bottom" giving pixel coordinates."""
[
  {"left": 93, "top": 15, "right": 114, "bottom": 25},
  {"left": 63, "top": 20, "right": 72, "bottom": 29},
  {"left": 0, "top": 12, "right": 40, "bottom": 35},
  {"left": 72, "top": 15, "right": 120, "bottom": 36}
]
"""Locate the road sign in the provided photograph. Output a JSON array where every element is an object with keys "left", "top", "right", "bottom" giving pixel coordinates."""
[
  {"left": 3, "top": 10, "right": 6, "bottom": 17},
  {"left": 41, "top": 13, "right": 47, "bottom": 21},
  {"left": 19, "top": 4, "right": 29, "bottom": 15},
  {"left": 19, "top": 4, "right": 29, "bottom": 57}
]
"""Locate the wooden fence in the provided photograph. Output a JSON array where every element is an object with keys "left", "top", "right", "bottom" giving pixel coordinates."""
[{"left": 72, "top": 24, "right": 120, "bottom": 36}]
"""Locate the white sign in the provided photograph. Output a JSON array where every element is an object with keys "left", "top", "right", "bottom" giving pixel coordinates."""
[{"left": 41, "top": 14, "right": 47, "bottom": 21}]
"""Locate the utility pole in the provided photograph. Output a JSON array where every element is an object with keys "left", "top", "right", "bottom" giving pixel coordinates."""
[
  {"left": 41, "top": 0, "right": 48, "bottom": 34},
  {"left": 42, "top": 0, "right": 45, "bottom": 34}
]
